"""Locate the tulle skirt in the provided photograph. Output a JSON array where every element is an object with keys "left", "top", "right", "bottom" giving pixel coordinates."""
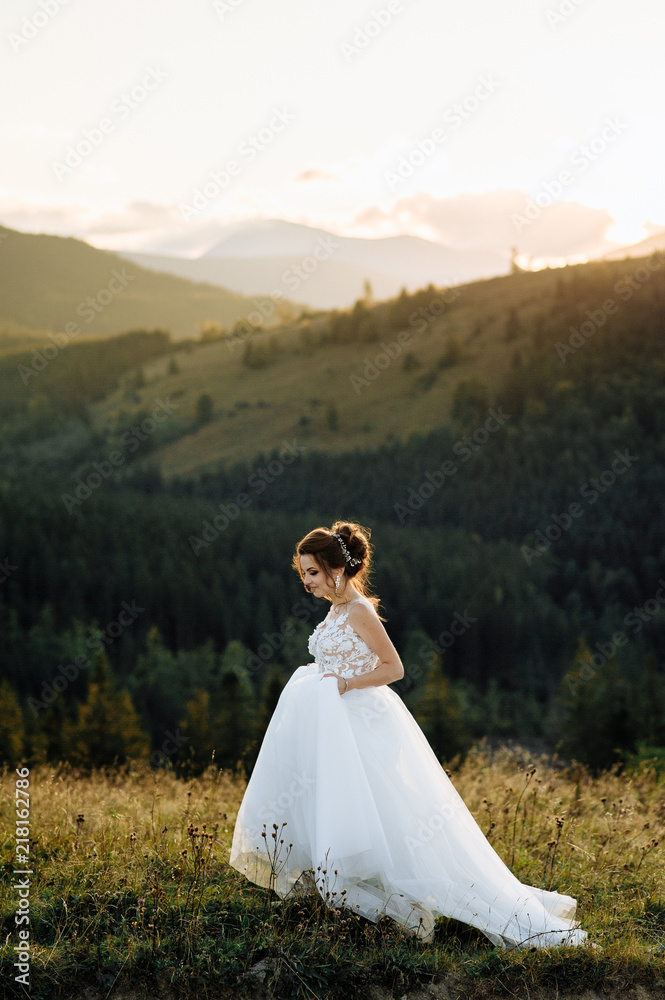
[{"left": 229, "top": 664, "right": 589, "bottom": 949}]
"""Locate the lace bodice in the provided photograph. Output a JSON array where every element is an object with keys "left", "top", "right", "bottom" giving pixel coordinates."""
[{"left": 307, "top": 599, "right": 379, "bottom": 679}]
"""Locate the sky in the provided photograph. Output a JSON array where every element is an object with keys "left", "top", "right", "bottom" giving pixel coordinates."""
[{"left": 1, "top": 0, "right": 664, "bottom": 268}]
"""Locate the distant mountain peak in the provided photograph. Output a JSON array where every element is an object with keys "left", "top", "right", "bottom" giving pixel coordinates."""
[
  {"left": 202, "top": 218, "right": 343, "bottom": 259},
  {"left": 117, "top": 216, "right": 507, "bottom": 310}
]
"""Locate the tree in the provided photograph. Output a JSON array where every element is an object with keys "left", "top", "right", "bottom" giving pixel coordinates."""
[
  {"left": 195, "top": 392, "right": 214, "bottom": 425},
  {"left": 246, "top": 665, "right": 286, "bottom": 775},
  {"left": 0, "top": 681, "right": 25, "bottom": 765},
  {"left": 438, "top": 336, "right": 462, "bottom": 368},
  {"left": 242, "top": 341, "right": 271, "bottom": 368},
  {"left": 64, "top": 653, "right": 149, "bottom": 769},
  {"left": 26, "top": 696, "right": 70, "bottom": 767},
  {"left": 510, "top": 247, "right": 524, "bottom": 274},
  {"left": 178, "top": 645, "right": 258, "bottom": 776},
  {"left": 327, "top": 405, "right": 339, "bottom": 432},
  {"left": 412, "top": 657, "right": 470, "bottom": 764},
  {"left": 394, "top": 628, "right": 435, "bottom": 707},
  {"left": 557, "top": 638, "right": 634, "bottom": 771},
  {"left": 451, "top": 377, "right": 490, "bottom": 425},
  {"left": 178, "top": 689, "right": 216, "bottom": 776},
  {"left": 200, "top": 321, "right": 227, "bottom": 342},
  {"left": 402, "top": 351, "right": 420, "bottom": 372},
  {"left": 503, "top": 307, "right": 522, "bottom": 343}
]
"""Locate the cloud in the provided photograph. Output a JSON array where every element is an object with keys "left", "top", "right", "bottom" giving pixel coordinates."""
[
  {"left": 0, "top": 196, "right": 235, "bottom": 256},
  {"left": 294, "top": 167, "right": 338, "bottom": 183},
  {"left": 84, "top": 201, "right": 180, "bottom": 235},
  {"left": 349, "top": 190, "right": 621, "bottom": 260},
  {"left": 0, "top": 187, "right": 625, "bottom": 264}
]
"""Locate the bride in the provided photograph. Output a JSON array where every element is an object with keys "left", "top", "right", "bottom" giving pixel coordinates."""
[{"left": 229, "top": 520, "right": 593, "bottom": 949}]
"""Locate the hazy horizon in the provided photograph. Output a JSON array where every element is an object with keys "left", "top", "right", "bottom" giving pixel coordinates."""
[{"left": 1, "top": 0, "right": 664, "bottom": 270}]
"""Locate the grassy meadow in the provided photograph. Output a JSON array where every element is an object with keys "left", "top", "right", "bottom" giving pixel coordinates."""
[{"left": 2, "top": 741, "right": 665, "bottom": 999}]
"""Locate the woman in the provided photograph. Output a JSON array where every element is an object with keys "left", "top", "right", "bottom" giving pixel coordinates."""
[{"left": 229, "top": 520, "right": 593, "bottom": 949}]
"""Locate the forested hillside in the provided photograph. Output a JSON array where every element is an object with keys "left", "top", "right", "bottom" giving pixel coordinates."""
[
  {"left": 0, "top": 225, "right": 275, "bottom": 339},
  {"left": 1, "top": 252, "right": 664, "bottom": 776}
]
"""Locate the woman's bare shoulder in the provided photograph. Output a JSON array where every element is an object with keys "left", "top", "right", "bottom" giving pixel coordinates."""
[{"left": 348, "top": 596, "right": 383, "bottom": 625}]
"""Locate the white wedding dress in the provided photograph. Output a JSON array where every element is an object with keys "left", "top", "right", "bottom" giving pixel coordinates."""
[{"left": 229, "top": 598, "right": 590, "bottom": 949}]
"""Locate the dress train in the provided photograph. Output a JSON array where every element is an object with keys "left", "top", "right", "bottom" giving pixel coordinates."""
[{"left": 229, "top": 601, "right": 591, "bottom": 950}]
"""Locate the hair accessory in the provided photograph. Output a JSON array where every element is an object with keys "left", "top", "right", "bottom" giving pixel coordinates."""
[{"left": 332, "top": 531, "right": 361, "bottom": 566}]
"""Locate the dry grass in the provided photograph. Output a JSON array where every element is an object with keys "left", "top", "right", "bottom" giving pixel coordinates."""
[{"left": 1, "top": 740, "right": 664, "bottom": 999}]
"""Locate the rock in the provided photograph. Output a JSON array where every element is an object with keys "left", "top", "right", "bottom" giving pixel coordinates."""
[{"left": 245, "top": 957, "right": 274, "bottom": 982}]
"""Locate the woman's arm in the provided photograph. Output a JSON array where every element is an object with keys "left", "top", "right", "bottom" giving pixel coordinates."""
[{"left": 346, "top": 603, "right": 404, "bottom": 689}]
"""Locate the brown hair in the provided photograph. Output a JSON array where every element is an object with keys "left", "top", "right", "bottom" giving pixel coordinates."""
[{"left": 292, "top": 520, "right": 386, "bottom": 620}]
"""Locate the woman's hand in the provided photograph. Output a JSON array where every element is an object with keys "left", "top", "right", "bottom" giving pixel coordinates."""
[{"left": 322, "top": 672, "right": 348, "bottom": 695}]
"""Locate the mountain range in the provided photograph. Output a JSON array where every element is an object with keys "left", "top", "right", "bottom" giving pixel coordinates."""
[
  {"left": 117, "top": 218, "right": 509, "bottom": 310},
  {"left": 2, "top": 218, "right": 663, "bottom": 350}
]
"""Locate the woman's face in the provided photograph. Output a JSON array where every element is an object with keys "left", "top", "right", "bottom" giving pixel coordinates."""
[{"left": 300, "top": 553, "right": 330, "bottom": 596}]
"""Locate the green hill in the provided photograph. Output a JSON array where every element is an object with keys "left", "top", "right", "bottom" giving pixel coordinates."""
[
  {"left": 2, "top": 248, "right": 665, "bottom": 775},
  {"left": 78, "top": 255, "right": 626, "bottom": 476},
  {"left": 4, "top": 249, "right": 662, "bottom": 485},
  {"left": 0, "top": 225, "right": 285, "bottom": 340}
]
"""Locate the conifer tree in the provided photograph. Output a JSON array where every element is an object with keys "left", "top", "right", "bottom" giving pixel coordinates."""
[
  {"left": 0, "top": 681, "right": 25, "bottom": 765},
  {"left": 178, "top": 688, "right": 215, "bottom": 776},
  {"left": 558, "top": 638, "right": 633, "bottom": 771},
  {"left": 244, "top": 665, "right": 285, "bottom": 775},
  {"left": 64, "top": 652, "right": 149, "bottom": 769},
  {"left": 25, "top": 695, "right": 69, "bottom": 766},
  {"left": 412, "top": 655, "right": 470, "bottom": 763}
]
